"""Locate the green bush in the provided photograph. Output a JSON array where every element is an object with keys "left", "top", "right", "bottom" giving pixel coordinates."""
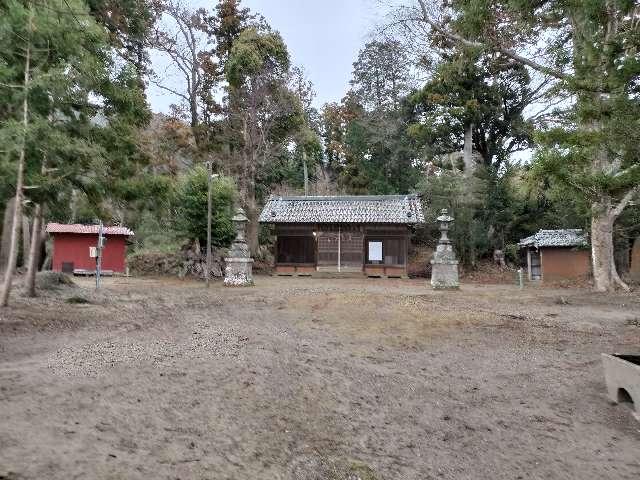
[
  {"left": 173, "top": 166, "right": 237, "bottom": 248},
  {"left": 131, "top": 211, "right": 184, "bottom": 254},
  {"left": 504, "top": 243, "right": 521, "bottom": 265},
  {"left": 416, "top": 170, "right": 486, "bottom": 266}
]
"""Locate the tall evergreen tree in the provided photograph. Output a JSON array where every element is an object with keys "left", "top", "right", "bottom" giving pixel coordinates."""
[
  {"left": 350, "top": 40, "right": 414, "bottom": 111},
  {"left": 289, "top": 66, "right": 322, "bottom": 195},
  {"left": 0, "top": 0, "right": 150, "bottom": 303},
  {"left": 323, "top": 40, "right": 420, "bottom": 194},
  {"left": 406, "top": 0, "right": 640, "bottom": 292},
  {"left": 88, "top": 0, "right": 156, "bottom": 74},
  {"left": 407, "top": 51, "right": 535, "bottom": 171},
  {"left": 225, "top": 26, "right": 304, "bottom": 253}
]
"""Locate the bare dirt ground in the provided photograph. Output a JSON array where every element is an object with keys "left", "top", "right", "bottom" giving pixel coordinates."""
[{"left": 1, "top": 276, "right": 639, "bottom": 480}]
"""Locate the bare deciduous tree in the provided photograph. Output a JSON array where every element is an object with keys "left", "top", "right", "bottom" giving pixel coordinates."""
[{"left": 148, "top": 1, "right": 217, "bottom": 147}]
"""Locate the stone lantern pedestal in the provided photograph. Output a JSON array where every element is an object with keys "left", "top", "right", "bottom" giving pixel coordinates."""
[
  {"left": 224, "top": 207, "right": 254, "bottom": 287},
  {"left": 430, "top": 209, "right": 459, "bottom": 289}
]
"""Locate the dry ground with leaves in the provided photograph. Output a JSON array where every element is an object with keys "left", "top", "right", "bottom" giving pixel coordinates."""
[{"left": 1, "top": 276, "right": 639, "bottom": 479}]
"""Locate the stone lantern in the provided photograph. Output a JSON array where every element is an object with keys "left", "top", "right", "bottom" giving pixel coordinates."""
[
  {"left": 430, "top": 208, "right": 459, "bottom": 289},
  {"left": 223, "top": 207, "right": 254, "bottom": 286}
]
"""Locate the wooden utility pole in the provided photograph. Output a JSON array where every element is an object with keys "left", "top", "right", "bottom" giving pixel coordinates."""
[
  {"left": 206, "top": 161, "right": 213, "bottom": 287},
  {"left": 1, "top": 2, "right": 33, "bottom": 307},
  {"left": 205, "top": 162, "right": 219, "bottom": 287},
  {"left": 96, "top": 221, "right": 104, "bottom": 290}
]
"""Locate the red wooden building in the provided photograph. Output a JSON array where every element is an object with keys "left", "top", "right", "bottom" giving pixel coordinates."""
[{"left": 46, "top": 223, "right": 134, "bottom": 274}]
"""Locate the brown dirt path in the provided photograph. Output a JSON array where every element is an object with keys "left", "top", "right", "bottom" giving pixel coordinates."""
[{"left": 1, "top": 276, "right": 639, "bottom": 479}]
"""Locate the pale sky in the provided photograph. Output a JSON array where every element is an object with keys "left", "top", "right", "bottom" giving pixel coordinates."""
[{"left": 147, "top": 0, "right": 384, "bottom": 113}]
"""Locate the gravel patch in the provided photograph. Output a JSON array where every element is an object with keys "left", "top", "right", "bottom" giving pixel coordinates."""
[{"left": 48, "top": 323, "right": 248, "bottom": 376}]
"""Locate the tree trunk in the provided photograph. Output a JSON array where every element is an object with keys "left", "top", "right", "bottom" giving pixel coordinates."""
[
  {"left": 245, "top": 155, "right": 259, "bottom": 255},
  {"left": 190, "top": 94, "right": 200, "bottom": 148},
  {"left": 303, "top": 150, "right": 309, "bottom": 196},
  {"left": 0, "top": 192, "right": 23, "bottom": 306},
  {"left": 463, "top": 123, "right": 474, "bottom": 177},
  {"left": 0, "top": 197, "right": 16, "bottom": 271},
  {"left": 24, "top": 203, "right": 42, "bottom": 297},
  {"left": 613, "top": 233, "right": 630, "bottom": 275},
  {"left": 21, "top": 214, "right": 30, "bottom": 268},
  {"left": 241, "top": 87, "right": 260, "bottom": 256},
  {"left": 611, "top": 252, "right": 630, "bottom": 292},
  {"left": 246, "top": 199, "right": 259, "bottom": 256},
  {"left": 0, "top": 2, "right": 32, "bottom": 307},
  {"left": 591, "top": 203, "right": 615, "bottom": 292}
]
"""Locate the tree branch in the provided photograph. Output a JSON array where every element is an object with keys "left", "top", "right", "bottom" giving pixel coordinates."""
[
  {"left": 612, "top": 185, "right": 640, "bottom": 218},
  {"left": 148, "top": 78, "right": 190, "bottom": 102},
  {"left": 416, "top": 0, "right": 568, "bottom": 80},
  {"left": 613, "top": 163, "right": 640, "bottom": 179}
]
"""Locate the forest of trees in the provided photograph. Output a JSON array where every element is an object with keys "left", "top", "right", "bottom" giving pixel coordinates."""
[{"left": 0, "top": 0, "right": 639, "bottom": 304}]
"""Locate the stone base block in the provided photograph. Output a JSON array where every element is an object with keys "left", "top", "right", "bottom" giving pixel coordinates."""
[
  {"left": 224, "top": 257, "right": 254, "bottom": 287},
  {"left": 431, "top": 262, "right": 459, "bottom": 289}
]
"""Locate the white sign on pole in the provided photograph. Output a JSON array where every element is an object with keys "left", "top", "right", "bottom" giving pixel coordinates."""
[
  {"left": 89, "top": 246, "right": 98, "bottom": 258},
  {"left": 368, "top": 241, "right": 383, "bottom": 262}
]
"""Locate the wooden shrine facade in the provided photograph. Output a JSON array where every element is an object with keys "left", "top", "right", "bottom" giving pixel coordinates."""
[
  {"left": 259, "top": 195, "right": 425, "bottom": 278},
  {"left": 273, "top": 223, "right": 410, "bottom": 277}
]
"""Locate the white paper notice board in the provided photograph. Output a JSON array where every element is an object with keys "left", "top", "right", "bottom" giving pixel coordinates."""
[{"left": 368, "top": 241, "right": 383, "bottom": 261}]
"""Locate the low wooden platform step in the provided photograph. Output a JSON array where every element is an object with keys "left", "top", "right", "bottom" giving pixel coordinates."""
[
  {"left": 310, "top": 271, "right": 365, "bottom": 279},
  {"left": 272, "top": 271, "right": 408, "bottom": 279},
  {"left": 272, "top": 272, "right": 362, "bottom": 278},
  {"left": 366, "top": 274, "right": 408, "bottom": 279}
]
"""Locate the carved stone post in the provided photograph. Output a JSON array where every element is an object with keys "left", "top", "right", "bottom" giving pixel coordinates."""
[
  {"left": 223, "top": 207, "right": 254, "bottom": 286},
  {"left": 430, "top": 209, "right": 459, "bottom": 289}
]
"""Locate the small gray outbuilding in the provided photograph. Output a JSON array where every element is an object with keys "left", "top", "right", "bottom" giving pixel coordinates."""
[{"left": 519, "top": 229, "right": 590, "bottom": 282}]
